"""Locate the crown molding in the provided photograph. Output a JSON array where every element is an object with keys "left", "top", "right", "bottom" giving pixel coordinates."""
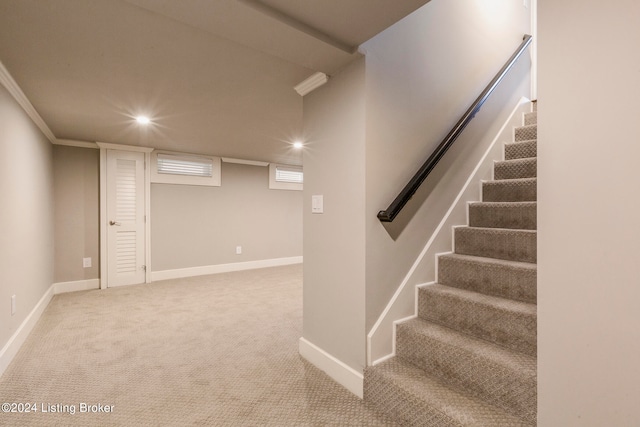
[
  {"left": 96, "top": 142, "right": 154, "bottom": 153},
  {"left": 54, "top": 139, "right": 99, "bottom": 149},
  {"left": 294, "top": 72, "right": 329, "bottom": 96},
  {"left": 0, "top": 60, "right": 57, "bottom": 144}
]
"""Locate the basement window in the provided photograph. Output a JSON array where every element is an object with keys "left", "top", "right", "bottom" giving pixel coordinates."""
[
  {"left": 269, "top": 164, "right": 303, "bottom": 191},
  {"left": 151, "top": 151, "right": 221, "bottom": 186}
]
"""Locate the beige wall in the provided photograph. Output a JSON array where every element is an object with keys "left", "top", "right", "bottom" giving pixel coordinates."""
[
  {"left": 538, "top": 0, "right": 640, "bottom": 424},
  {"left": 302, "top": 58, "right": 367, "bottom": 371},
  {"left": 0, "top": 84, "right": 54, "bottom": 351},
  {"left": 151, "top": 162, "right": 302, "bottom": 272},
  {"left": 361, "top": 0, "right": 532, "bottom": 334},
  {"left": 53, "top": 145, "right": 100, "bottom": 282}
]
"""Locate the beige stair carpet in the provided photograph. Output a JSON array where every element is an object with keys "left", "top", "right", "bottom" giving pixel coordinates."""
[{"left": 365, "top": 103, "right": 538, "bottom": 426}]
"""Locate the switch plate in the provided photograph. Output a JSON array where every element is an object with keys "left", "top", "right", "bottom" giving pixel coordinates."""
[
  {"left": 83, "top": 257, "right": 92, "bottom": 268},
  {"left": 236, "top": 246, "right": 242, "bottom": 255},
  {"left": 11, "top": 295, "right": 16, "bottom": 316},
  {"left": 312, "top": 195, "right": 324, "bottom": 214}
]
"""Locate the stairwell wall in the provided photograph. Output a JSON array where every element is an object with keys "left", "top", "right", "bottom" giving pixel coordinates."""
[
  {"left": 360, "top": 0, "right": 531, "bottom": 341},
  {"left": 538, "top": 0, "right": 640, "bottom": 424}
]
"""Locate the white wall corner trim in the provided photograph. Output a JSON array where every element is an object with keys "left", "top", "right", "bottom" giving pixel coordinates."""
[
  {"left": 54, "top": 279, "right": 100, "bottom": 294},
  {"left": 366, "top": 97, "right": 532, "bottom": 366},
  {"left": 294, "top": 72, "right": 329, "bottom": 96},
  {"left": 0, "top": 60, "right": 57, "bottom": 144},
  {"left": 298, "top": 337, "right": 364, "bottom": 398},
  {"left": 0, "top": 284, "right": 55, "bottom": 377},
  {"left": 150, "top": 256, "right": 303, "bottom": 282}
]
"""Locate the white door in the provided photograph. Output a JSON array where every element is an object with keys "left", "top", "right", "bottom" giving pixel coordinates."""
[{"left": 106, "top": 150, "right": 146, "bottom": 287}]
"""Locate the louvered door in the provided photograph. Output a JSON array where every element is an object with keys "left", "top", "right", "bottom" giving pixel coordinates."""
[{"left": 106, "top": 150, "right": 146, "bottom": 287}]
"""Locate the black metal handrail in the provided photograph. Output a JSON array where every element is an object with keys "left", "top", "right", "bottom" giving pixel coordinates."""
[{"left": 377, "top": 34, "right": 533, "bottom": 222}]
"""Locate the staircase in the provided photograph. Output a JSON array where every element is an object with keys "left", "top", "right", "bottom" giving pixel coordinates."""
[{"left": 365, "top": 103, "right": 537, "bottom": 426}]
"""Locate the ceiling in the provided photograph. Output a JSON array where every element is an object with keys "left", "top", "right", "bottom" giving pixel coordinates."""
[{"left": 0, "top": 0, "right": 430, "bottom": 165}]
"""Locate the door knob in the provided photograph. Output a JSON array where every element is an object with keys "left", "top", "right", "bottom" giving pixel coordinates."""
[{"left": 109, "top": 221, "right": 121, "bottom": 226}]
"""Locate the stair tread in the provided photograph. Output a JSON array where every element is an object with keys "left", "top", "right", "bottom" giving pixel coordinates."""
[
  {"left": 419, "top": 284, "right": 537, "bottom": 356},
  {"left": 397, "top": 318, "right": 537, "bottom": 420},
  {"left": 494, "top": 158, "right": 537, "bottom": 180},
  {"left": 366, "top": 358, "right": 533, "bottom": 426},
  {"left": 422, "top": 283, "right": 536, "bottom": 315},
  {"left": 482, "top": 177, "right": 537, "bottom": 202},
  {"left": 439, "top": 252, "right": 537, "bottom": 272},
  {"left": 399, "top": 318, "right": 536, "bottom": 374},
  {"left": 454, "top": 226, "right": 537, "bottom": 263},
  {"left": 438, "top": 253, "right": 537, "bottom": 303},
  {"left": 468, "top": 201, "right": 537, "bottom": 230}
]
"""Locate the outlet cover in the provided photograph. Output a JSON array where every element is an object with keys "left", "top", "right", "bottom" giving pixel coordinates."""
[
  {"left": 236, "top": 246, "right": 242, "bottom": 255},
  {"left": 83, "top": 257, "right": 92, "bottom": 268},
  {"left": 11, "top": 295, "right": 16, "bottom": 316}
]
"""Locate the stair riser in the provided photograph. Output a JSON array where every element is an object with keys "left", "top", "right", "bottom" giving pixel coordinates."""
[
  {"left": 364, "top": 371, "right": 455, "bottom": 427},
  {"left": 396, "top": 324, "right": 537, "bottom": 422},
  {"left": 505, "top": 140, "right": 536, "bottom": 160},
  {"left": 438, "top": 255, "right": 536, "bottom": 303},
  {"left": 364, "top": 363, "right": 532, "bottom": 427},
  {"left": 482, "top": 179, "right": 537, "bottom": 202},
  {"left": 515, "top": 125, "right": 537, "bottom": 142},
  {"left": 494, "top": 159, "right": 537, "bottom": 180},
  {"left": 418, "top": 287, "right": 537, "bottom": 356},
  {"left": 524, "top": 112, "right": 537, "bottom": 125},
  {"left": 455, "top": 228, "right": 537, "bottom": 263},
  {"left": 469, "top": 203, "right": 536, "bottom": 230}
]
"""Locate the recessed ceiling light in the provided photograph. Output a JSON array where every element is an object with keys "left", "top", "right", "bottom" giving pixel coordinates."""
[
  {"left": 293, "top": 141, "right": 303, "bottom": 149},
  {"left": 136, "top": 116, "right": 151, "bottom": 125}
]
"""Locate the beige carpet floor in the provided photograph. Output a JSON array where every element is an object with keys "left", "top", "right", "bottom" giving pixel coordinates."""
[{"left": 0, "top": 265, "right": 396, "bottom": 426}]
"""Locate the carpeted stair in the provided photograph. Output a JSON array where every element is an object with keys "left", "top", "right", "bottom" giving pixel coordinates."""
[{"left": 365, "top": 103, "right": 537, "bottom": 426}]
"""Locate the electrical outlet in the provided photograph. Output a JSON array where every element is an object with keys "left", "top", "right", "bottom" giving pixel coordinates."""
[
  {"left": 236, "top": 246, "right": 242, "bottom": 255},
  {"left": 83, "top": 257, "right": 92, "bottom": 268},
  {"left": 11, "top": 295, "right": 16, "bottom": 316}
]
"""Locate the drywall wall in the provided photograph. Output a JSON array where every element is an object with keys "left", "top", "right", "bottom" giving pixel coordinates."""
[
  {"left": 0, "top": 83, "right": 54, "bottom": 352},
  {"left": 302, "top": 58, "right": 367, "bottom": 372},
  {"left": 537, "top": 0, "right": 640, "bottom": 425},
  {"left": 151, "top": 161, "right": 302, "bottom": 272},
  {"left": 53, "top": 145, "right": 100, "bottom": 282},
  {"left": 361, "top": 0, "right": 532, "bottom": 333}
]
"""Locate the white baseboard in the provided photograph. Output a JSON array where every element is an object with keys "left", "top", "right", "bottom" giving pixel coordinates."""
[
  {"left": 151, "top": 256, "right": 303, "bottom": 282},
  {"left": 298, "top": 337, "right": 364, "bottom": 399},
  {"left": 54, "top": 278, "right": 100, "bottom": 294},
  {"left": 0, "top": 284, "right": 55, "bottom": 377}
]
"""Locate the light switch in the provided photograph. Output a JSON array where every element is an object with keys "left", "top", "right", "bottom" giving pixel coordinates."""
[{"left": 312, "top": 195, "right": 324, "bottom": 214}]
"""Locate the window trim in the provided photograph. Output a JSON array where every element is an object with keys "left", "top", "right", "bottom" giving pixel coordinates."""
[
  {"left": 269, "top": 163, "right": 303, "bottom": 191},
  {"left": 151, "top": 150, "right": 221, "bottom": 187}
]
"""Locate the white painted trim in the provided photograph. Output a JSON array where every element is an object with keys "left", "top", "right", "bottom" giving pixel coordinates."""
[
  {"left": 54, "top": 279, "right": 100, "bottom": 294},
  {"left": 99, "top": 148, "right": 108, "bottom": 290},
  {"left": 151, "top": 256, "right": 303, "bottom": 281},
  {"left": 0, "top": 60, "right": 57, "bottom": 144},
  {"left": 222, "top": 157, "right": 269, "bottom": 167},
  {"left": 54, "top": 139, "right": 99, "bottom": 149},
  {"left": 269, "top": 163, "right": 303, "bottom": 191},
  {"left": 144, "top": 151, "right": 152, "bottom": 284},
  {"left": 0, "top": 284, "right": 55, "bottom": 377},
  {"left": 99, "top": 144, "right": 152, "bottom": 288},
  {"left": 96, "top": 142, "right": 154, "bottom": 153},
  {"left": 366, "top": 97, "right": 531, "bottom": 365},
  {"left": 294, "top": 72, "right": 329, "bottom": 96},
  {"left": 298, "top": 337, "right": 363, "bottom": 398}
]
